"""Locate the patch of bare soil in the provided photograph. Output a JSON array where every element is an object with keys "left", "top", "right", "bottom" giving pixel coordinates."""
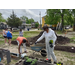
[{"left": 55, "top": 46, "right": 75, "bottom": 53}]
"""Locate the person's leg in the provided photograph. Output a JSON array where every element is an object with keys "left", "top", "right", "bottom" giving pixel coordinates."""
[
  {"left": 8, "top": 38, "right": 10, "bottom": 45},
  {"left": 50, "top": 47, "right": 57, "bottom": 63},
  {"left": 17, "top": 40, "right": 22, "bottom": 54},
  {"left": 23, "top": 43, "right": 27, "bottom": 52},
  {"left": 5, "top": 38, "right": 7, "bottom": 44},
  {"left": 46, "top": 44, "right": 51, "bottom": 60},
  {"left": 4, "top": 36, "right": 7, "bottom": 44},
  {"left": 9, "top": 39, "right": 11, "bottom": 45}
]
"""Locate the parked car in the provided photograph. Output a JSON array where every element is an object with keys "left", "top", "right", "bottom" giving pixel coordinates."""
[
  {"left": 12, "top": 28, "right": 19, "bottom": 32},
  {"left": 65, "top": 26, "right": 70, "bottom": 29}
]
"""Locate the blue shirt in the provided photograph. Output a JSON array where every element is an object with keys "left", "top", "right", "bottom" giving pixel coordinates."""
[{"left": 7, "top": 31, "right": 12, "bottom": 38}]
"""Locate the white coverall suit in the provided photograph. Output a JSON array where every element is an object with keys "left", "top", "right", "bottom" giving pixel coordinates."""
[
  {"left": 36, "top": 28, "right": 57, "bottom": 62},
  {"left": 17, "top": 40, "right": 26, "bottom": 54}
]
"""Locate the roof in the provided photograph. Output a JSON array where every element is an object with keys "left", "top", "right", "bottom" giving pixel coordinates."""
[
  {"left": 31, "top": 22, "right": 38, "bottom": 23},
  {"left": 21, "top": 19, "right": 26, "bottom": 22},
  {"left": 0, "top": 22, "right": 7, "bottom": 25},
  {"left": 42, "top": 16, "right": 46, "bottom": 18}
]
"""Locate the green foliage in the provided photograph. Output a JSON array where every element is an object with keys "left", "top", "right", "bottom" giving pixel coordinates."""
[
  {"left": 26, "top": 59, "right": 32, "bottom": 62},
  {"left": 45, "top": 9, "right": 61, "bottom": 25},
  {"left": 0, "top": 13, "right": 6, "bottom": 22},
  {"left": 20, "top": 16, "right": 34, "bottom": 24},
  {"left": 45, "top": 9, "right": 71, "bottom": 30},
  {"left": 70, "top": 37, "right": 75, "bottom": 43},
  {"left": 35, "top": 23, "right": 39, "bottom": 28},
  {"left": 34, "top": 59, "right": 37, "bottom": 62},
  {"left": 6, "top": 11, "right": 22, "bottom": 28},
  {"left": 20, "top": 16, "right": 27, "bottom": 20},
  {"left": 31, "top": 61, "right": 35, "bottom": 65},
  {"left": 29, "top": 18, "right": 34, "bottom": 23},
  {"left": 25, "top": 57, "right": 29, "bottom": 60}
]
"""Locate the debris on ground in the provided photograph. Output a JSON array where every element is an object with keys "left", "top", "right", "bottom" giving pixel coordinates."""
[{"left": 15, "top": 56, "right": 54, "bottom": 65}]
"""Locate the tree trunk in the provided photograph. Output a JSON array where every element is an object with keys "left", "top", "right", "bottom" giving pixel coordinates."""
[
  {"left": 61, "top": 14, "right": 64, "bottom": 31},
  {"left": 73, "top": 16, "right": 75, "bottom": 31}
]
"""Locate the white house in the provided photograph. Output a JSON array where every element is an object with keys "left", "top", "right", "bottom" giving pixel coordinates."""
[{"left": 0, "top": 22, "right": 8, "bottom": 29}]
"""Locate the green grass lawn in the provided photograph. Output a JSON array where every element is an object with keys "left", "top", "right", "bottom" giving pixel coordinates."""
[
  {"left": 0, "top": 40, "right": 4, "bottom": 45},
  {"left": 70, "top": 37, "right": 75, "bottom": 43},
  {"left": 55, "top": 30, "right": 65, "bottom": 34},
  {"left": 0, "top": 31, "right": 41, "bottom": 45}
]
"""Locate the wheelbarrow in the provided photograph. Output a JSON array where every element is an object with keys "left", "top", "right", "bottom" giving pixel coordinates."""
[{"left": 30, "top": 46, "right": 47, "bottom": 57}]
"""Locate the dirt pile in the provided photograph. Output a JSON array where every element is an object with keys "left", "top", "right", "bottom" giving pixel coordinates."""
[
  {"left": 11, "top": 41, "right": 30, "bottom": 46},
  {"left": 27, "top": 31, "right": 70, "bottom": 45},
  {"left": 55, "top": 46, "right": 75, "bottom": 53},
  {"left": 11, "top": 31, "right": 70, "bottom": 45},
  {"left": 56, "top": 36, "right": 70, "bottom": 44},
  {"left": 27, "top": 31, "right": 45, "bottom": 45}
]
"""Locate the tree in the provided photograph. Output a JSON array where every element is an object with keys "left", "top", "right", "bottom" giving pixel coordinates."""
[
  {"left": 70, "top": 9, "right": 75, "bottom": 31},
  {"left": 35, "top": 23, "right": 39, "bottom": 28},
  {"left": 0, "top": 13, "right": 6, "bottom": 22},
  {"left": 20, "top": 16, "right": 27, "bottom": 20},
  {"left": 45, "top": 9, "right": 69, "bottom": 31},
  {"left": 20, "top": 16, "right": 34, "bottom": 24},
  {"left": 6, "top": 11, "right": 22, "bottom": 28},
  {"left": 29, "top": 18, "right": 34, "bottom": 23},
  {"left": 64, "top": 10, "right": 73, "bottom": 25}
]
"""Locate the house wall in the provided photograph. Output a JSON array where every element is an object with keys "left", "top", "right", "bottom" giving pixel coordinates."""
[
  {"left": 42, "top": 16, "right": 57, "bottom": 30},
  {"left": 42, "top": 17, "right": 49, "bottom": 27}
]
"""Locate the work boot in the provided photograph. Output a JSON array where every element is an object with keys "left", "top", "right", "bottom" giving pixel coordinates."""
[
  {"left": 48, "top": 59, "right": 52, "bottom": 63},
  {"left": 54, "top": 61, "right": 57, "bottom": 64}
]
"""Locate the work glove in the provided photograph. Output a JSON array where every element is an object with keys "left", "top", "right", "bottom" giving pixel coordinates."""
[
  {"left": 35, "top": 42, "right": 37, "bottom": 45},
  {"left": 50, "top": 44, "right": 53, "bottom": 48}
]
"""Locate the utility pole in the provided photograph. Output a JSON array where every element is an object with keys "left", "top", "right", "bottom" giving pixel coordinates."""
[
  {"left": 31, "top": 17, "right": 32, "bottom": 28},
  {"left": 39, "top": 11, "right": 41, "bottom": 29}
]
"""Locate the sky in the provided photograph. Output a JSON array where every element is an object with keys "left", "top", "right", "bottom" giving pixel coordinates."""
[{"left": 0, "top": 9, "right": 46, "bottom": 23}]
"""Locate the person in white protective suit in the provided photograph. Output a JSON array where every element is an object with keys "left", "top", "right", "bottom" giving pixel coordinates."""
[{"left": 35, "top": 25, "right": 57, "bottom": 64}]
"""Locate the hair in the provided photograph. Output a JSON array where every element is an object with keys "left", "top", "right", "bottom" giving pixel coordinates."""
[
  {"left": 8, "top": 28, "right": 12, "bottom": 32},
  {"left": 43, "top": 25, "right": 49, "bottom": 30},
  {"left": 10, "top": 28, "right": 12, "bottom": 32},
  {"left": 4, "top": 28, "right": 7, "bottom": 30},
  {"left": 20, "top": 29, "right": 22, "bottom": 31},
  {"left": 22, "top": 39, "right": 26, "bottom": 43}
]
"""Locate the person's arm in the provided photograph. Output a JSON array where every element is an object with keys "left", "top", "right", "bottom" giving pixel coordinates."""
[
  {"left": 36, "top": 32, "right": 45, "bottom": 43},
  {"left": 26, "top": 40, "right": 30, "bottom": 46},
  {"left": 4, "top": 31, "right": 6, "bottom": 35},
  {"left": 10, "top": 32, "right": 12, "bottom": 35},
  {"left": 2, "top": 30, "right": 4, "bottom": 36}
]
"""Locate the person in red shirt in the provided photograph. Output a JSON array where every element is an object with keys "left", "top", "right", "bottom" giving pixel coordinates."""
[{"left": 16, "top": 37, "right": 30, "bottom": 55}]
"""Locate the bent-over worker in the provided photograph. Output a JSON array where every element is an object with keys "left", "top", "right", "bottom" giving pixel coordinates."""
[
  {"left": 35, "top": 25, "right": 57, "bottom": 64},
  {"left": 16, "top": 37, "right": 30, "bottom": 56}
]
